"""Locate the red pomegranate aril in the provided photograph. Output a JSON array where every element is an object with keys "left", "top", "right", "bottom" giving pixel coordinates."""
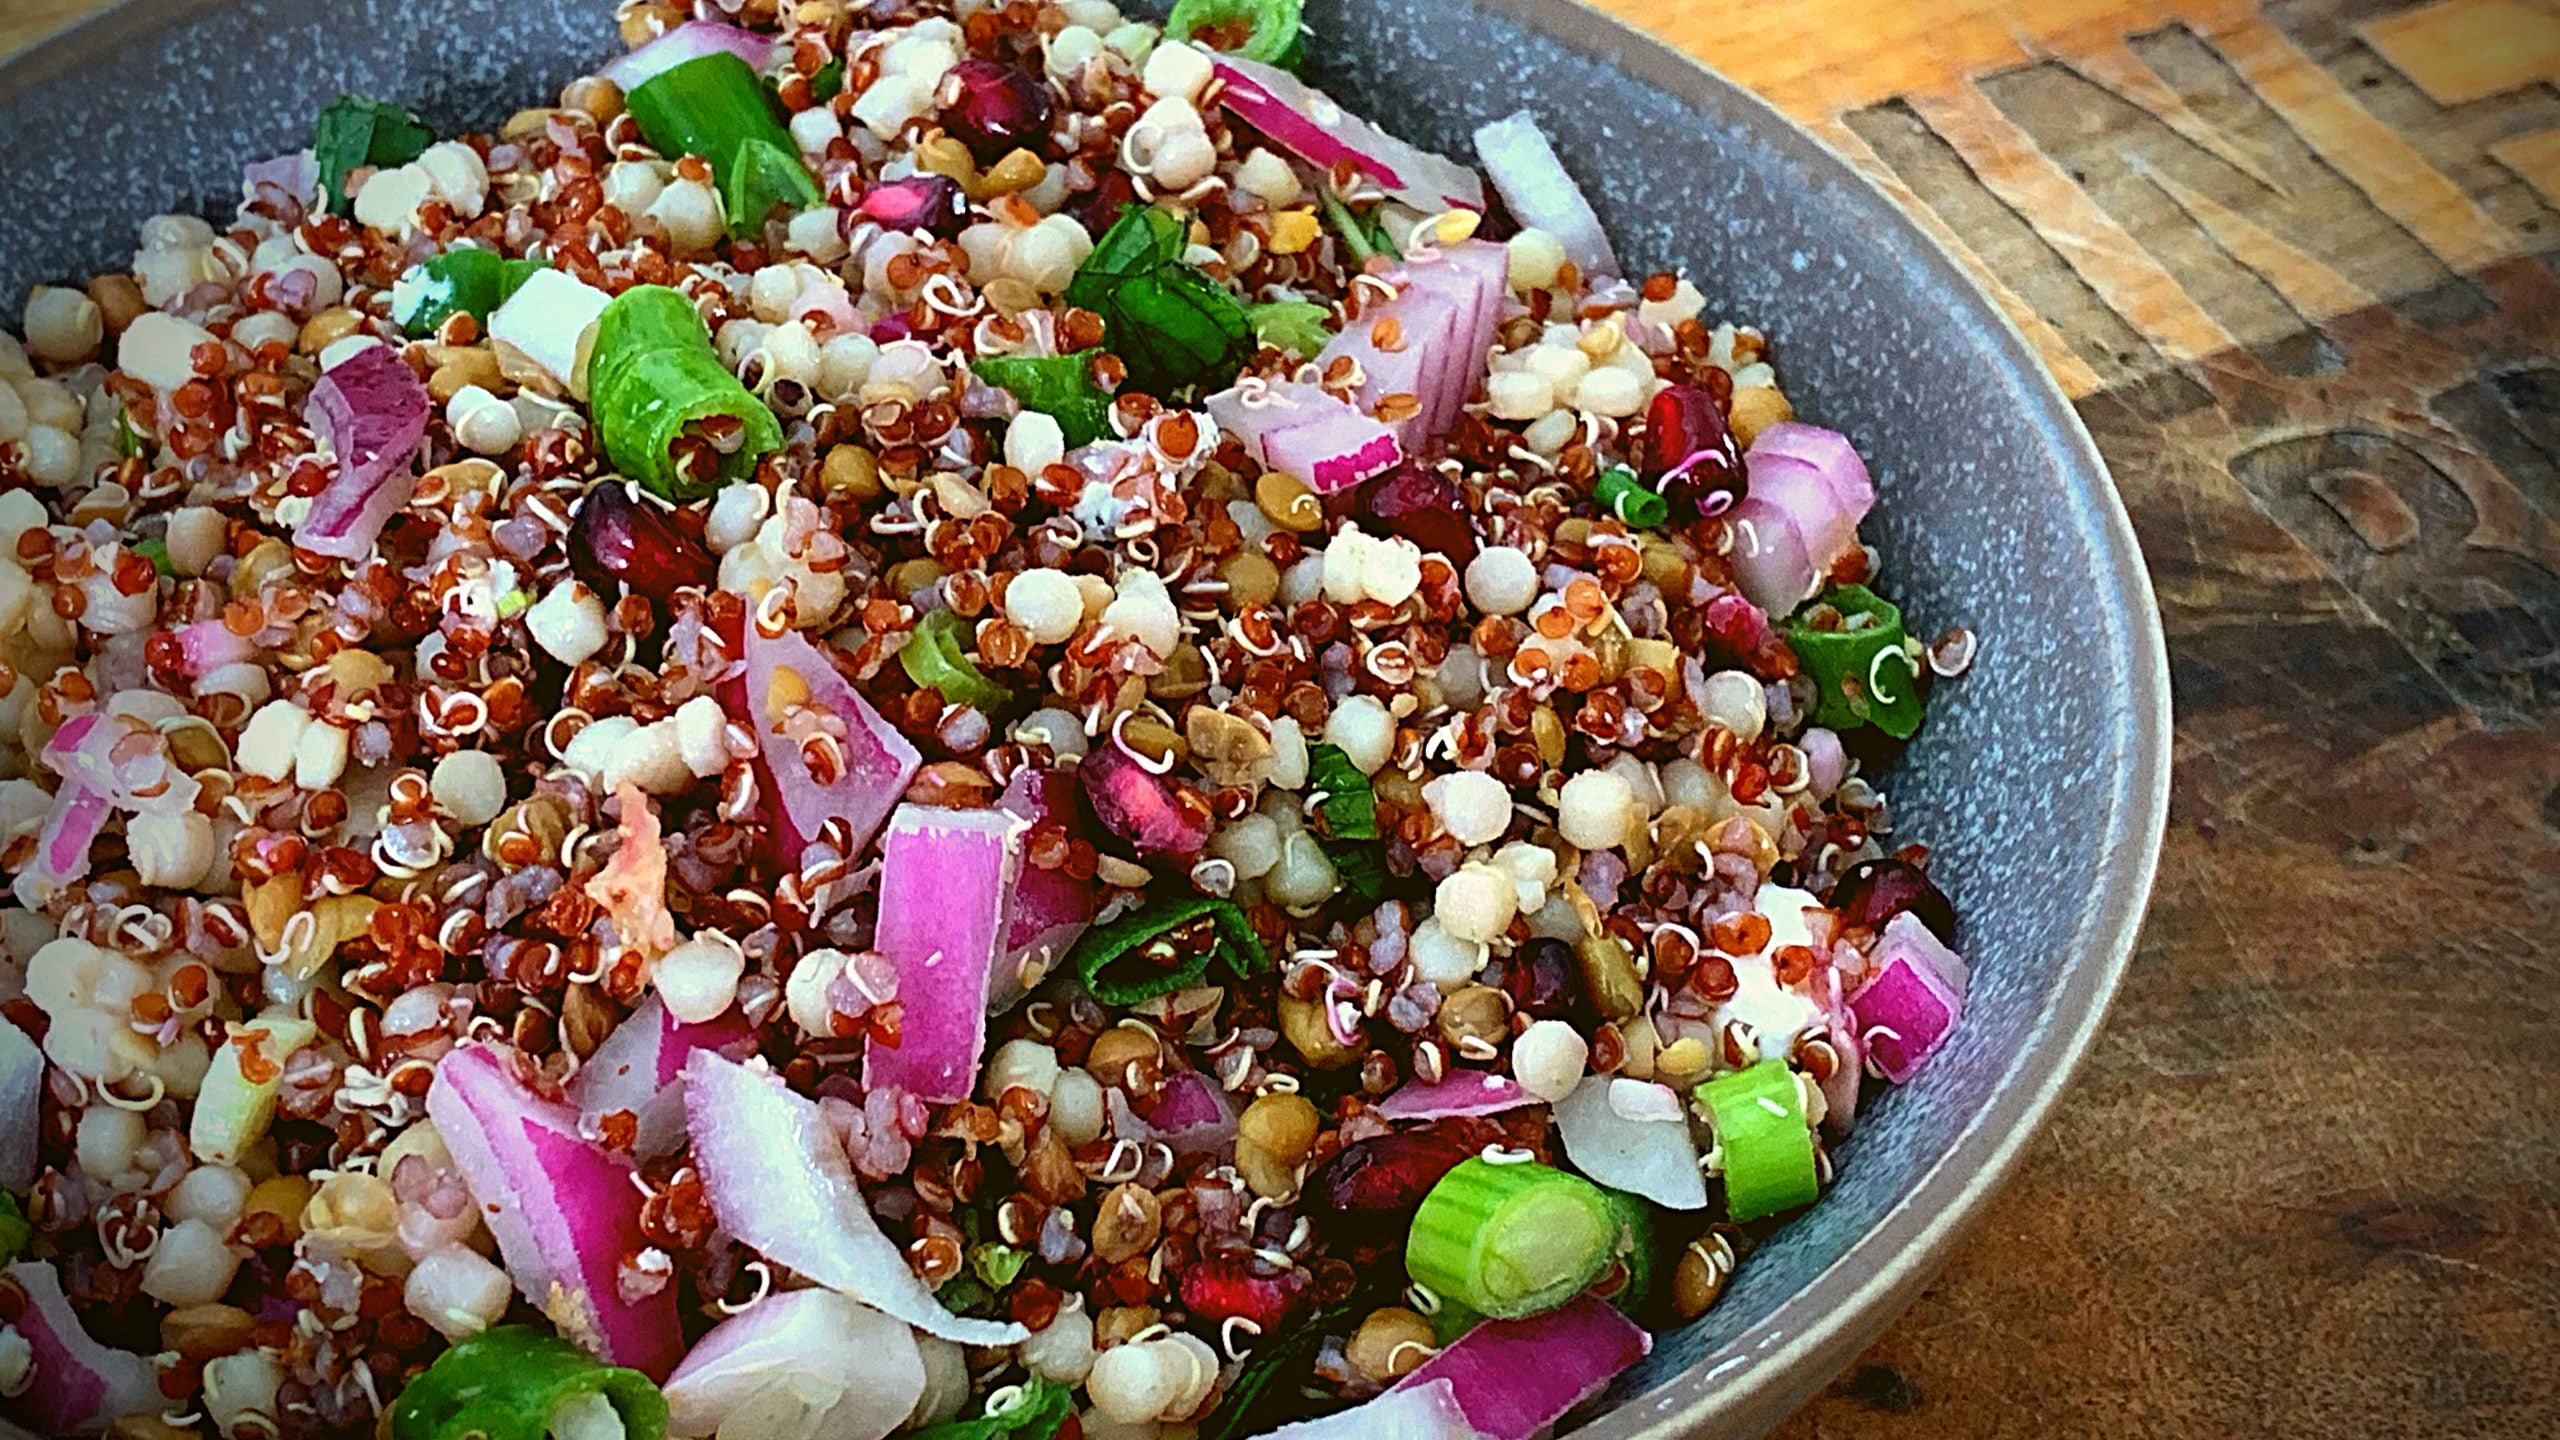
[
  {"left": 1642, "top": 382, "right": 1744, "bottom": 521},
  {"left": 1488, "top": 937, "right": 1586, "bottom": 1023},
  {"left": 569, "top": 483, "right": 716, "bottom": 604},
  {"left": 1828, "top": 857, "right": 1955, "bottom": 942},
  {"left": 1311, "top": 1130, "right": 1477, "bottom": 1237},
  {"left": 1179, "top": 1257, "right": 1311, "bottom": 1330},
  {"left": 1361, "top": 463, "right": 1478, "bottom": 565},
  {"left": 939, "top": 60, "right": 1053, "bottom": 162},
  {"left": 1076, "top": 170, "right": 1139, "bottom": 241},
  {"left": 860, "top": 175, "right": 970, "bottom": 238},
  {"left": 1078, "top": 736, "right": 1214, "bottom": 858}
]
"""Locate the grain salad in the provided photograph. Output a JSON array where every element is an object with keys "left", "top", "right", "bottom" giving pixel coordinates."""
[{"left": 0, "top": 1, "right": 1976, "bottom": 1436}]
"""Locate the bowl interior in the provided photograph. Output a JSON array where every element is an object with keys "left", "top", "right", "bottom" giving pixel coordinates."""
[{"left": 0, "top": 2, "right": 2168, "bottom": 1435}]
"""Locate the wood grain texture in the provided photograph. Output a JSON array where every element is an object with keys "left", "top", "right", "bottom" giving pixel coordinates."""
[{"left": 5, "top": 0, "right": 2558, "bottom": 1436}]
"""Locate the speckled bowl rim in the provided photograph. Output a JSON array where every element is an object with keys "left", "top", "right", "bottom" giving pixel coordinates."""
[{"left": 0, "top": 1, "right": 2170, "bottom": 1435}]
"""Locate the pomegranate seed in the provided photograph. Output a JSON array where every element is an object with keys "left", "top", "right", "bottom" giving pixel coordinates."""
[
  {"left": 568, "top": 484, "right": 716, "bottom": 604},
  {"left": 1179, "top": 1257, "right": 1311, "bottom": 1331},
  {"left": 1078, "top": 738, "right": 1213, "bottom": 857},
  {"left": 860, "top": 174, "right": 970, "bottom": 238},
  {"left": 1828, "top": 858, "right": 1955, "bottom": 942},
  {"left": 1360, "top": 463, "right": 1477, "bottom": 565},
  {"left": 1642, "top": 382, "right": 1743, "bottom": 521},
  {"left": 1487, "top": 938, "right": 1585, "bottom": 1023},
  {"left": 939, "top": 60, "right": 1053, "bottom": 162},
  {"left": 1076, "top": 169, "right": 1139, "bottom": 240},
  {"left": 1312, "top": 1130, "right": 1477, "bottom": 1237}
]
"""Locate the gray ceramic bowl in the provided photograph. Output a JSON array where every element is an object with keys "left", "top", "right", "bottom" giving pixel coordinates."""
[{"left": 0, "top": 1, "right": 2170, "bottom": 1435}]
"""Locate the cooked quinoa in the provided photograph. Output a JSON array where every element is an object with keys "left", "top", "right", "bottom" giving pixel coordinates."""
[{"left": 0, "top": 1, "right": 1973, "bottom": 1437}]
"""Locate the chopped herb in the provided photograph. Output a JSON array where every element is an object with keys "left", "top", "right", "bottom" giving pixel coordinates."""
[
  {"left": 1304, "top": 743, "right": 1376, "bottom": 841},
  {"left": 972, "top": 349, "right": 1116, "bottom": 449},
  {"left": 388, "top": 1325, "right": 667, "bottom": 1440},
  {"left": 899, "top": 610, "right": 1013, "bottom": 712},
  {"left": 0, "top": 1193, "right": 30, "bottom": 1265},
  {"left": 129, "top": 537, "right": 175, "bottom": 578},
  {"left": 1068, "top": 893, "right": 1268, "bottom": 1005},
  {"left": 1065, "top": 205, "right": 1254, "bottom": 396},
  {"left": 969, "top": 1242, "right": 1029, "bottom": 1290},
  {"left": 1245, "top": 299, "right": 1336, "bottom": 359},
  {"left": 313, "top": 95, "right": 435, "bottom": 216},
  {"left": 623, "top": 52, "right": 824, "bottom": 236}
]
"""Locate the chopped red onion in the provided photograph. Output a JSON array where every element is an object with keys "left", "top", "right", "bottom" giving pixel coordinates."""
[
  {"left": 1749, "top": 421, "right": 1877, "bottom": 522},
  {"left": 1849, "top": 914, "right": 1969, "bottom": 1084},
  {"left": 1721, "top": 495, "right": 1816, "bottom": 617},
  {"left": 1209, "top": 58, "right": 1485, "bottom": 215},
  {"left": 862, "top": 805, "right": 1027, "bottom": 1104},
  {"left": 603, "top": 19, "right": 781, "bottom": 91},
  {"left": 242, "top": 149, "right": 319, "bottom": 209},
  {"left": 17, "top": 782, "right": 109, "bottom": 908},
  {"left": 1311, "top": 242, "right": 1509, "bottom": 450},
  {"left": 424, "top": 1045, "right": 683, "bottom": 1379},
  {"left": 174, "top": 620, "right": 260, "bottom": 678},
  {"left": 1472, "top": 112, "right": 1618, "bottom": 280},
  {"left": 726, "top": 621, "right": 922, "bottom": 866},
  {"left": 1552, "top": 1075, "right": 1706, "bottom": 1210},
  {"left": 681, "top": 1051, "right": 1028, "bottom": 1346},
  {"left": 1391, "top": 1296, "right": 1649, "bottom": 1440},
  {"left": 3, "top": 1260, "right": 161, "bottom": 1436},
  {"left": 663, "top": 1289, "right": 925, "bottom": 1440},
  {"left": 1374, "top": 1071, "right": 1534, "bottom": 1122},
  {"left": 566, "top": 994, "right": 756, "bottom": 1159},
  {"left": 1107, "top": 1070, "right": 1238, "bottom": 1157},
  {"left": 994, "top": 768, "right": 1096, "bottom": 1010},
  {"left": 295, "top": 344, "right": 430, "bottom": 562},
  {"left": 1257, "top": 1377, "right": 1483, "bottom": 1440}
]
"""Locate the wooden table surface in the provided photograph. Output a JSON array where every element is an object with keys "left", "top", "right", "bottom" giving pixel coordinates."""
[{"left": 8, "top": 0, "right": 2559, "bottom": 1435}]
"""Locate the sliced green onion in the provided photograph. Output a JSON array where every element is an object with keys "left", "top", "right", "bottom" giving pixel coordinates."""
[
  {"left": 972, "top": 349, "right": 1116, "bottom": 449},
  {"left": 390, "top": 248, "right": 548, "bottom": 337},
  {"left": 969, "top": 1241, "right": 1029, "bottom": 1291},
  {"left": 0, "top": 1193, "right": 30, "bottom": 1266},
  {"left": 1068, "top": 893, "right": 1268, "bottom": 1005},
  {"left": 1595, "top": 465, "right": 1668, "bottom": 529},
  {"left": 1324, "top": 838, "right": 1389, "bottom": 903},
  {"left": 907, "top": 1376, "right": 1076, "bottom": 1440},
  {"left": 1318, "top": 187, "right": 1401, "bottom": 265},
  {"left": 624, "top": 52, "right": 824, "bottom": 236},
  {"left": 388, "top": 1325, "right": 668, "bottom": 1440},
  {"left": 1166, "top": 0, "right": 1306, "bottom": 66},
  {"left": 1065, "top": 205, "right": 1255, "bottom": 396},
  {"left": 113, "top": 408, "right": 149, "bottom": 460},
  {"left": 1692, "top": 1058, "right": 1819, "bottom": 1223},
  {"left": 1304, "top": 742, "right": 1376, "bottom": 841},
  {"left": 1785, "top": 583, "right": 1927, "bottom": 740},
  {"left": 313, "top": 95, "right": 434, "bottom": 216},
  {"left": 1596, "top": 1188, "right": 1657, "bottom": 1315},
  {"left": 129, "top": 537, "right": 176, "bottom": 579},
  {"left": 1246, "top": 299, "right": 1337, "bottom": 359},
  {"left": 587, "top": 284, "right": 785, "bottom": 501},
  {"left": 1406, "top": 1157, "right": 1618, "bottom": 1319},
  {"left": 899, "top": 610, "right": 1013, "bottom": 712}
]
